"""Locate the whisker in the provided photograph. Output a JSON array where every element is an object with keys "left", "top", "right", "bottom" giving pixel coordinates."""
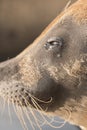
[
  {"left": 20, "top": 95, "right": 36, "bottom": 130},
  {"left": 1, "top": 97, "right": 6, "bottom": 116},
  {"left": 16, "top": 104, "right": 28, "bottom": 130},
  {"left": 24, "top": 90, "right": 54, "bottom": 124},
  {"left": 29, "top": 107, "right": 42, "bottom": 130},
  {"left": 31, "top": 97, "right": 57, "bottom": 127},
  {"left": 7, "top": 88, "right": 71, "bottom": 130},
  {"left": 22, "top": 94, "right": 43, "bottom": 130},
  {"left": 12, "top": 100, "right": 25, "bottom": 129},
  {"left": 7, "top": 98, "right": 12, "bottom": 124},
  {"left": 31, "top": 96, "right": 69, "bottom": 129},
  {"left": 23, "top": 106, "right": 36, "bottom": 130},
  {"left": 12, "top": 96, "right": 28, "bottom": 130},
  {"left": 22, "top": 90, "right": 53, "bottom": 124},
  {"left": 30, "top": 94, "right": 52, "bottom": 104}
]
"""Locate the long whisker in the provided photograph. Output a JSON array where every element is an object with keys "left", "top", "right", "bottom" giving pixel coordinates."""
[
  {"left": 21, "top": 95, "right": 36, "bottom": 130},
  {"left": 31, "top": 96, "right": 70, "bottom": 129},
  {"left": 22, "top": 94, "right": 44, "bottom": 129},
  {"left": 8, "top": 88, "right": 72, "bottom": 130},
  {"left": 23, "top": 90, "right": 55, "bottom": 125},
  {"left": 30, "top": 94, "right": 52, "bottom": 104},
  {"left": 12, "top": 99, "right": 28, "bottom": 130},
  {"left": 27, "top": 92, "right": 65, "bottom": 125},
  {"left": 31, "top": 97, "right": 58, "bottom": 128},
  {"left": 24, "top": 90, "right": 54, "bottom": 123},
  {"left": 64, "top": 106, "right": 72, "bottom": 122},
  {"left": 1, "top": 97, "right": 6, "bottom": 116},
  {"left": 23, "top": 106, "right": 36, "bottom": 130},
  {"left": 12, "top": 99, "right": 25, "bottom": 130},
  {"left": 23, "top": 89, "right": 53, "bottom": 105},
  {"left": 19, "top": 94, "right": 43, "bottom": 130},
  {"left": 12, "top": 96, "right": 28, "bottom": 130},
  {"left": 16, "top": 104, "right": 28, "bottom": 130},
  {"left": 7, "top": 98, "right": 12, "bottom": 124}
]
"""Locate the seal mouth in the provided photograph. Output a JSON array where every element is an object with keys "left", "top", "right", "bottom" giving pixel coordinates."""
[
  {"left": 8, "top": 87, "right": 53, "bottom": 111},
  {"left": 15, "top": 79, "right": 71, "bottom": 113}
]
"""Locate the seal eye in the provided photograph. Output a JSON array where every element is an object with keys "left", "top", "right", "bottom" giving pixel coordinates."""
[
  {"left": 44, "top": 37, "right": 64, "bottom": 58},
  {"left": 44, "top": 37, "right": 63, "bottom": 51}
]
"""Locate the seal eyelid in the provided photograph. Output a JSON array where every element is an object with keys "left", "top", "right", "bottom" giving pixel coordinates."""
[{"left": 44, "top": 37, "right": 63, "bottom": 50}]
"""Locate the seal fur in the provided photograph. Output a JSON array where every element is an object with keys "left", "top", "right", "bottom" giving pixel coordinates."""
[{"left": 0, "top": 0, "right": 87, "bottom": 130}]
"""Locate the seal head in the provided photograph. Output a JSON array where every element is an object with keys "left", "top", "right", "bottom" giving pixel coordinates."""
[{"left": 0, "top": 0, "right": 87, "bottom": 129}]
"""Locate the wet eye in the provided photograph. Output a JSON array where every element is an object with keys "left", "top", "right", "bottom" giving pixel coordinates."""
[{"left": 44, "top": 37, "right": 63, "bottom": 50}]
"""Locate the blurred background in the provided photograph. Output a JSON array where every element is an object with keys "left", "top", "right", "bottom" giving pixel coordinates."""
[
  {"left": 0, "top": 0, "right": 77, "bottom": 61},
  {"left": 0, "top": 0, "right": 81, "bottom": 130}
]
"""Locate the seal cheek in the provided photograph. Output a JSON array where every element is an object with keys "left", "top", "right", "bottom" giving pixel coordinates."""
[{"left": 19, "top": 57, "right": 42, "bottom": 87}]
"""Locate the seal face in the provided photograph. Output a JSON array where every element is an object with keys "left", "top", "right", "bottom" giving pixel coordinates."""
[{"left": 0, "top": 0, "right": 87, "bottom": 130}]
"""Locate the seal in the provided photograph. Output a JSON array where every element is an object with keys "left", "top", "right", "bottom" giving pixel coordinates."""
[{"left": 0, "top": 0, "right": 87, "bottom": 130}]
